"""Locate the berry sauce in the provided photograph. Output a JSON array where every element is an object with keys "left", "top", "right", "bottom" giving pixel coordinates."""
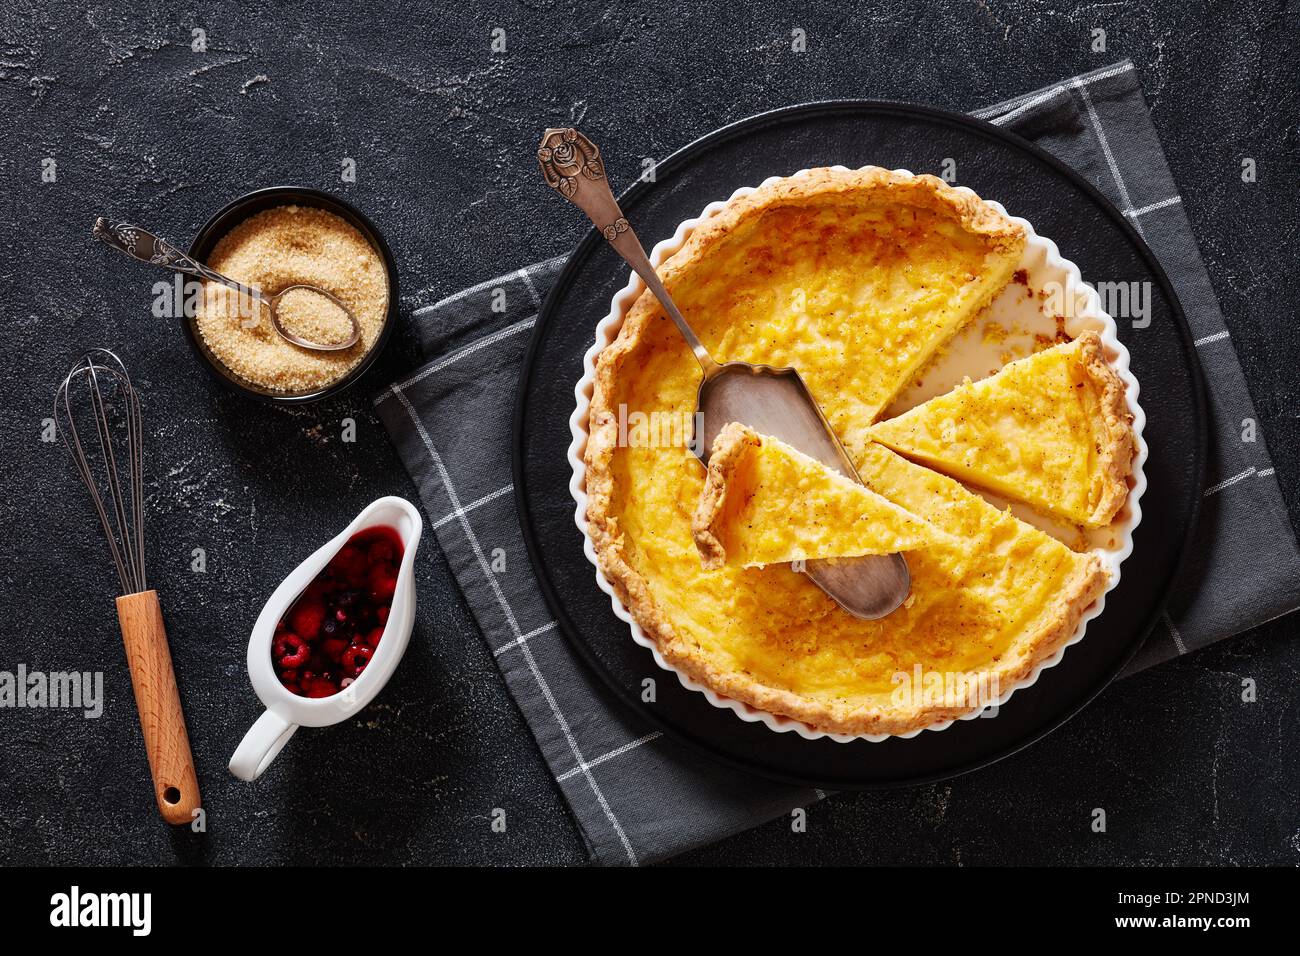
[{"left": 272, "top": 526, "right": 403, "bottom": 698}]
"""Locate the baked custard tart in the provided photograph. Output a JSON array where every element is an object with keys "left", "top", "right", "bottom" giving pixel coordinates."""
[
  {"left": 870, "top": 332, "right": 1134, "bottom": 528},
  {"left": 692, "top": 422, "right": 945, "bottom": 569},
  {"left": 583, "top": 166, "right": 1130, "bottom": 736}
]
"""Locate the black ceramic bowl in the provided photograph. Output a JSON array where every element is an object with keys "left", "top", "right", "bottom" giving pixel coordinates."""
[{"left": 186, "top": 186, "right": 399, "bottom": 404}]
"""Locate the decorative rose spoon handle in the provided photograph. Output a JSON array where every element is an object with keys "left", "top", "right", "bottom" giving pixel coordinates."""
[
  {"left": 94, "top": 217, "right": 267, "bottom": 304},
  {"left": 92, "top": 217, "right": 361, "bottom": 351},
  {"left": 537, "top": 128, "right": 717, "bottom": 374}
]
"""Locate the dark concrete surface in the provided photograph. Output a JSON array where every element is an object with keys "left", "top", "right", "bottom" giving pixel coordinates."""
[{"left": 1, "top": 1, "right": 1296, "bottom": 866}]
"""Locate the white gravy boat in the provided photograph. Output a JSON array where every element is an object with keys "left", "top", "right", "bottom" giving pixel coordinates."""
[{"left": 229, "top": 496, "right": 423, "bottom": 781}]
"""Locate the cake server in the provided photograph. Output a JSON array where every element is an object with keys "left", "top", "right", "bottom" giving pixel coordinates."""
[
  {"left": 55, "top": 349, "right": 202, "bottom": 824},
  {"left": 93, "top": 217, "right": 361, "bottom": 352},
  {"left": 537, "top": 127, "right": 910, "bottom": 619}
]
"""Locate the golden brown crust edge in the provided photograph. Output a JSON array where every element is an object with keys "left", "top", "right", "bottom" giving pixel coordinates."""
[
  {"left": 582, "top": 167, "right": 1061, "bottom": 736},
  {"left": 689, "top": 422, "right": 757, "bottom": 571},
  {"left": 656, "top": 552, "right": 1107, "bottom": 737},
  {"left": 1073, "top": 331, "right": 1137, "bottom": 528}
]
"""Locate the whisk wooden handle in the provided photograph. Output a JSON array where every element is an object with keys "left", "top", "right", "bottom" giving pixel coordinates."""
[{"left": 115, "top": 590, "right": 202, "bottom": 825}]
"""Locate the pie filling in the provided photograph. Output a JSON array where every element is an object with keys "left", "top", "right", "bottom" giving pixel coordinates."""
[
  {"left": 869, "top": 332, "right": 1134, "bottom": 528},
  {"left": 584, "top": 167, "right": 1130, "bottom": 736},
  {"left": 692, "top": 422, "right": 946, "bottom": 569}
]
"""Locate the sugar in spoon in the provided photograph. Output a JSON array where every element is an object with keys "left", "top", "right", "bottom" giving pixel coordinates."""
[
  {"left": 93, "top": 217, "right": 361, "bottom": 352},
  {"left": 538, "top": 128, "right": 910, "bottom": 620}
]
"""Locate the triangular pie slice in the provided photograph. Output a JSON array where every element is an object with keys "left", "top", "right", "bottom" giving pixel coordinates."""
[
  {"left": 869, "top": 332, "right": 1135, "bottom": 528},
  {"left": 691, "top": 422, "right": 945, "bottom": 569}
]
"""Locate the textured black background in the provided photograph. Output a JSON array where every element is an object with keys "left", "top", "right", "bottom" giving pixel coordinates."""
[{"left": 1, "top": 1, "right": 1296, "bottom": 866}]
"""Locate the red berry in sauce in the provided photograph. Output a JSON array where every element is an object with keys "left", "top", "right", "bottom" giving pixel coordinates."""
[
  {"left": 289, "top": 600, "right": 325, "bottom": 641},
  {"left": 329, "top": 545, "right": 367, "bottom": 585},
  {"left": 273, "top": 633, "right": 311, "bottom": 670},
  {"left": 272, "top": 526, "right": 404, "bottom": 697},
  {"left": 321, "top": 637, "right": 349, "bottom": 662},
  {"left": 368, "top": 565, "right": 397, "bottom": 602},
  {"left": 342, "top": 643, "right": 373, "bottom": 677},
  {"left": 304, "top": 677, "right": 338, "bottom": 698}
]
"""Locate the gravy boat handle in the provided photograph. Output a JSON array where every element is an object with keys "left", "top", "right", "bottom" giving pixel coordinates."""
[{"left": 229, "top": 710, "right": 298, "bottom": 781}]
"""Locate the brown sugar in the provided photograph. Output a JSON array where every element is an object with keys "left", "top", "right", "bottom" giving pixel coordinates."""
[
  {"left": 196, "top": 205, "right": 388, "bottom": 392},
  {"left": 274, "top": 286, "right": 354, "bottom": 347}
]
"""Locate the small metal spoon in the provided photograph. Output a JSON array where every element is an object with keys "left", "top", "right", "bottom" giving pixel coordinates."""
[
  {"left": 93, "top": 217, "right": 361, "bottom": 352},
  {"left": 538, "top": 127, "right": 910, "bottom": 620}
]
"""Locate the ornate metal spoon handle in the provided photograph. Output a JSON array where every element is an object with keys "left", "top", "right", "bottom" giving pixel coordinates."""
[
  {"left": 537, "top": 128, "right": 717, "bottom": 374},
  {"left": 93, "top": 217, "right": 267, "bottom": 304},
  {"left": 92, "top": 217, "right": 360, "bottom": 350}
]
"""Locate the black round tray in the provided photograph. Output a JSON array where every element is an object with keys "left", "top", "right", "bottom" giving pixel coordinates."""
[{"left": 512, "top": 101, "right": 1207, "bottom": 789}]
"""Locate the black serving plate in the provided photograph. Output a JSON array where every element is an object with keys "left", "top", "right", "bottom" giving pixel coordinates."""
[{"left": 512, "top": 101, "right": 1207, "bottom": 789}]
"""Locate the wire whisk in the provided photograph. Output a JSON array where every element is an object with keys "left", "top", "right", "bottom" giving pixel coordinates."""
[
  {"left": 53, "top": 348, "right": 201, "bottom": 823},
  {"left": 55, "top": 348, "right": 147, "bottom": 596}
]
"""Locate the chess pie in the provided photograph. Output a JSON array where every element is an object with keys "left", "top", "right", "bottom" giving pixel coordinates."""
[
  {"left": 584, "top": 166, "right": 1131, "bottom": 735},
  {"left": 692, "top": 422, "right": 946, "bottom": 569},
  {"left": 869, "top": 332, "right": 1135, "bottom": 528}
]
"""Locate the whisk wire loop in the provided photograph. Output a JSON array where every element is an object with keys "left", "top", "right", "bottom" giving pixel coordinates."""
[{"left": 55, "top": 349, "right": 148, "bottom": 596}]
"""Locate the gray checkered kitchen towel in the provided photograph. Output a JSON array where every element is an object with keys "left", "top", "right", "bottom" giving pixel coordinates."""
[{"left": 375, "top": 60, "right": 1300, "bottom": 865}]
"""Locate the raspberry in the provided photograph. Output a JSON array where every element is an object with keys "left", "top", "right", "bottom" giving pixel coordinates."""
[
  {"left": 289, "top": 600, "right": 325, "bottom": 640},
  {"left": 368, "top": 565, "right": 397, "bottom": 602},
  {"left": 368, "top": 538, "right": 396, "bottom": 564},
  {"left": 328, "top": 545, "right": 367, "bottom": 585},
  {"left": 304, "top": 677, "right": 337, "bottom": 698},
  {"left": 273, "top": 633, "right": 311, "bottom": 669},
  {"left": 275, "top": 527, "right": 406, "bottom": 697},
  {"left": 342, "top": 643, "right": 373, "bottom": 677}
]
